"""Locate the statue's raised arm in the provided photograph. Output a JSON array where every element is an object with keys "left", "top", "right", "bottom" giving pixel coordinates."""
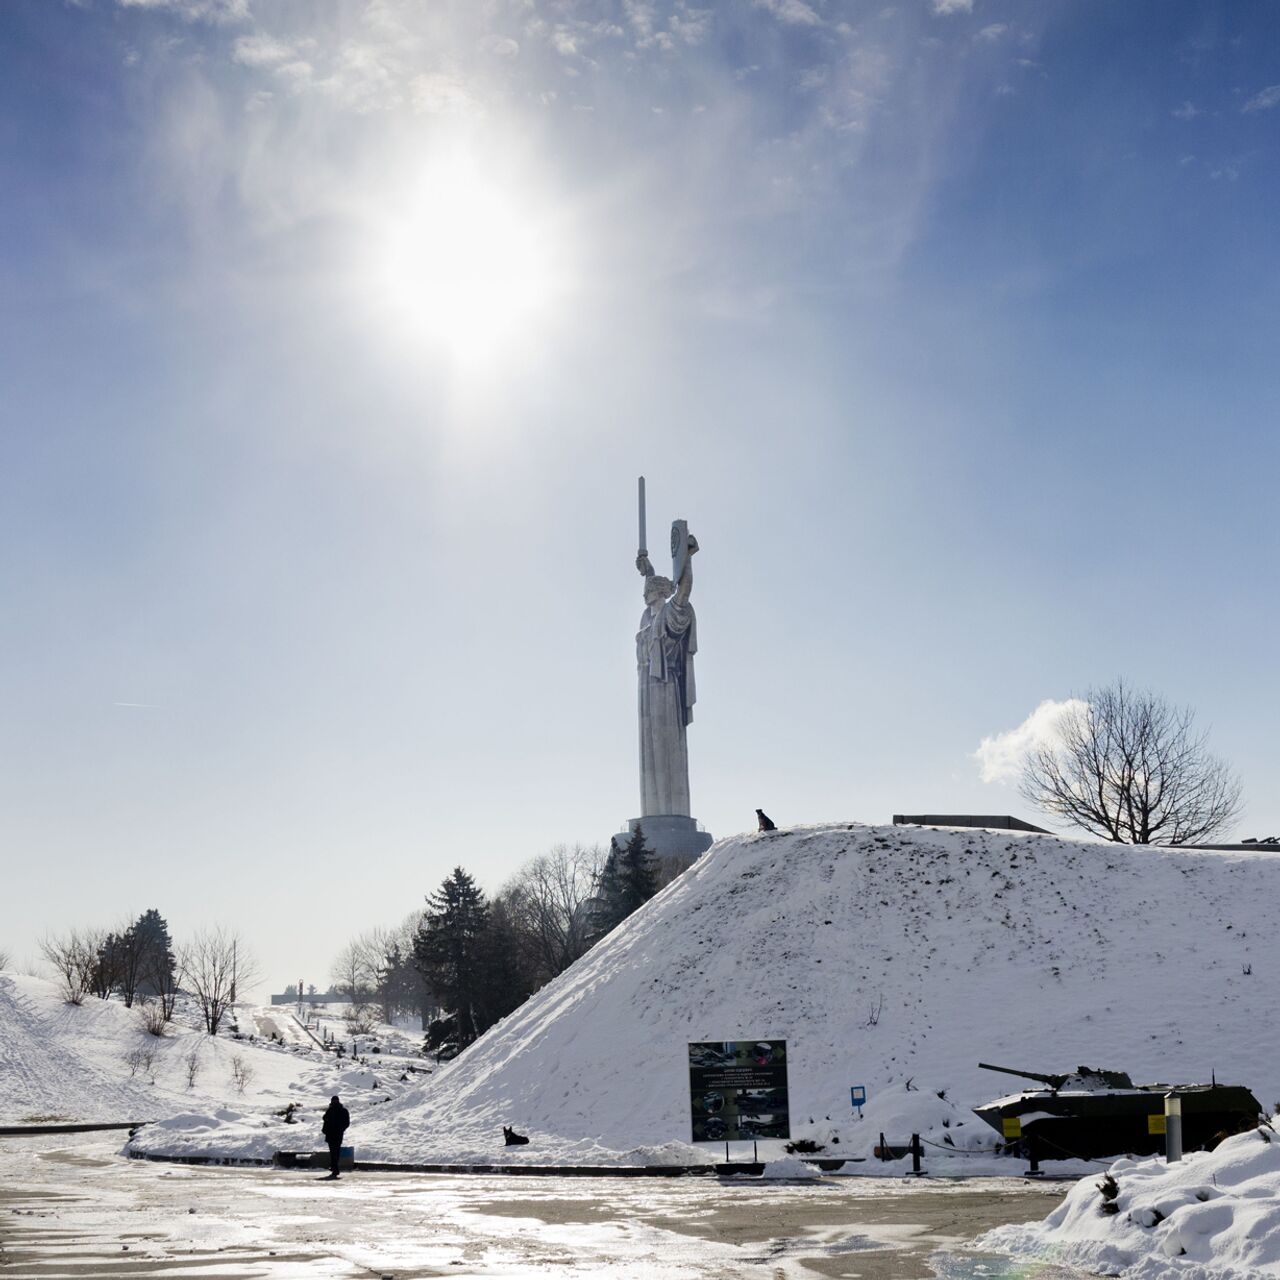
[{"left": 674, "top": 532, "right": 698, "bottom": 605}]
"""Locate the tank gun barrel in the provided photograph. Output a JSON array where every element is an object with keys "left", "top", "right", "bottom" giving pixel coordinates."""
[{"left": 978, "top": 1062, "right": 1070, "bottom": 1091}]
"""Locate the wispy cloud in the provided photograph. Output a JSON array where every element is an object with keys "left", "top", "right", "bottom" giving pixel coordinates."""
[
  {"left": 1171, "top": 100, "right": 1200, "bottom": 121},
  {"left": 232, "top": 34, "right": 296, "bottom": 68},
  {"left": 754, "top": 0, "right": 823, "bottom": 27},
  {"left": 113, "top": 701, "right": 162, "bottom": 709},
  {"left": 410, "top": 71, "right": 485, "bottom": 117},
  {"left": 934, "top": 0, "right": 975, "bottom": 15},
  {"left": 975, "top": 23, "right": 1008, "bottom": 42},
  {"left": 973, "top": 699, "right": 1086, "bottom": 785},
  {"left": 118, "top": 0, "right": 249, "bottom": 23},
  {"left": 1242, "top": 84, "right": 1280, "bottom": 113}
]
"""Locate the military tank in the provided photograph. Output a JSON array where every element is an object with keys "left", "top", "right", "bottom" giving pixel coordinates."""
[{"left": 973, "top": 1062, "right": 1262, "bottom": 1159}]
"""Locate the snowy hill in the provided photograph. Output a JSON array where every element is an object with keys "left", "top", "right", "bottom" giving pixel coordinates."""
[
  {"left": 0, "top": 973, "right": 409, "bottom": 1137},
  {"left": 335, "top": 821, "right": 1278, "bottom": 1167}
]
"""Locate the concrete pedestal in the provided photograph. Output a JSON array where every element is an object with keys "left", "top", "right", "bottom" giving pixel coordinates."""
[{"left": 612, "top": 814, "right": 713, "bottom": 866}]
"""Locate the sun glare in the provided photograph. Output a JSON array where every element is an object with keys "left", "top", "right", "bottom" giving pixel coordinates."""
[{"left": 370, "top": 150, "right": 567, "bottom": 368}]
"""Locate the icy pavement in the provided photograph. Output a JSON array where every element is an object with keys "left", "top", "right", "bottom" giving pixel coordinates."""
[{"left": 0, "top": 1133, "right": 1089, "bottom": 1279}]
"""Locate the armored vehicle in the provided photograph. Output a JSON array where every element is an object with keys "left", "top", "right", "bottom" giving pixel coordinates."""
[{"left": 973, "top": 1062, "right": 1261, "bottom": 1159}]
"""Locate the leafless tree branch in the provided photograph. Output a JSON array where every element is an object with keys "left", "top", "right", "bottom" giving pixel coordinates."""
[{"left": 1021, "top": 680, "right": 1243, "bottom": 845}]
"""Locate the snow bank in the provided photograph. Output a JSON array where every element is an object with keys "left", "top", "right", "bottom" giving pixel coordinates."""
[{"left": 979, "top": 1124, "right": 1280, "bottom": 1276}]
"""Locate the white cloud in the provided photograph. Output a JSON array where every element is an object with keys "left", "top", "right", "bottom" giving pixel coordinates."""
[
  {"left": 1171, "top": 100, "right": 1200, "bottom": 120},
  {"left": 975, "top": 23, "right": 1007, "bottom": 41},
  {"left": 117, "top": 0, "right": 249, "bottom": 22},
  {"left": 409, "top": 71, "right": 484, "bottom": 117},
  {"left": 933, "top": 0, "right": 974, "bottom": 14},
  {"left": 479, "top": 35, "right": 520, "bottom": 58},
  {"left": 755, "top": 0, "right": 823, "bottom": 27},
  {"left": 551, "top": 28, "right": 580, "bottom": 56},
  {"left": 972, "top": 698, "right": 1086, "bottom": 785},
  {"left": 671, "top": 7, "right": 712, "bottom": 45},
  {"left": 1242, "top": 84, "right": 1280, "bottom": 113},
  {"left": 232, "top": 34, "right": 295, "bottom": 68}
]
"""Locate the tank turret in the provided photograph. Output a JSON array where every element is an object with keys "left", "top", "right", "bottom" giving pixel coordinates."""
[
  {"left": 977, "top": 1062, "right": 1136, "bottom": 1092},
  {"left": 977, "top": 1062, "right": 1071, "bottom": 1091}
]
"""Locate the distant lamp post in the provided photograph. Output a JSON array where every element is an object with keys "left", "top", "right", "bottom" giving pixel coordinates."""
[{"left": 1165, "top": 1093, "right": 1183, "bottom": 1163}]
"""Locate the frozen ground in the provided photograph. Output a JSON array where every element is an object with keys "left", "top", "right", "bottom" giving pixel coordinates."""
[{"left": 0, "top": 1132, "right": 1083, "bottom": 1279}]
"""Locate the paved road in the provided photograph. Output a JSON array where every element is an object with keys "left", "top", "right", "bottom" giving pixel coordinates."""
[{"left": 0, "top": 1133, "right": 1088, "bottom": 1278}]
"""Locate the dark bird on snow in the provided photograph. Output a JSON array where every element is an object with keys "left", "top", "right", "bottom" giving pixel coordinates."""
[{"left": 756, "top": 809, "right": 776, "bottom": 832}]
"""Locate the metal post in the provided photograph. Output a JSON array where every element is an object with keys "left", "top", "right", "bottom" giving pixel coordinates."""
[
  {"left": 1025, "top": 1132, "right": 1043, "bottom": 1177},
  {"left": 879, "top": 1131, "right": 888, "bottom": 1162},
  {"left": 909, "top": 1133, "right": 924, "bottom": 1176},
  {"left": 1165, "top": 1093, "right": 1183, "bottom": 1163}
]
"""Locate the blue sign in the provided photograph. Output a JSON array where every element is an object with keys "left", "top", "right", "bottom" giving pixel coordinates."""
[{"left": 850, "top": 1086, "right": 866, "bottom": 1108}]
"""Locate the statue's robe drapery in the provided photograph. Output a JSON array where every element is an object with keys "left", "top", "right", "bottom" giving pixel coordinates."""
[{"left": 637, "top": 594, "right": 697, "bottom": 817}]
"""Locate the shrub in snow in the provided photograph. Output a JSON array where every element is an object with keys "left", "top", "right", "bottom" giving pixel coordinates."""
[
  {"left": 138, "top": 1000, "right": 167, "bottom": 1037},
  {"left": 230, "top": 1056, "right": 254, "bottom": 1094}
]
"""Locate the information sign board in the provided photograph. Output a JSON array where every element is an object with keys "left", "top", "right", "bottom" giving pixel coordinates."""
[{"left": 688, "top": 1040, "right": 790, "bottom": 1142}]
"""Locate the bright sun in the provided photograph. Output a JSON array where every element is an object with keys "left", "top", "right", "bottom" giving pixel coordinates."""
[{"left": 370, "top": 150, "right": 566, "bottom": 367}]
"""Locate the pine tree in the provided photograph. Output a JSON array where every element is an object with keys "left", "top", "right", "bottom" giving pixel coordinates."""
[
  {"left": 473, "top": 899, "right": 532, "bottom": 1031},
  {"left": 413, "top": 868, "right": 491, "bottom": 1046},
  {"left": 133, "top": 909, "right": 178, "bottom": 1019},
  {"left": 591, "top": 825, "right": 659, "bottom": 940}
]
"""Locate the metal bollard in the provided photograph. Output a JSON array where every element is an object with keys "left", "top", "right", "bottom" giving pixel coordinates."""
[
  {"left": 908, "top": 1133, "right": 925, "bottom": 1176},
  {"left": 1025, "top": 1132, "right": 1043, "bottom": 1177},
  {"left": 1165, "top": 1093, "right": 1183, "bottom": 1163}
]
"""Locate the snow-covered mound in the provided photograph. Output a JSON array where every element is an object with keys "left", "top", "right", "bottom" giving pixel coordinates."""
[
  {"left": 344, "top": 822, "right": 1276, "bottom": 1167},
  {"left": 980, "top": 1123, "right": 1280, "bottom": 1277},
  {"left": 0, "top": 973, "right": 407, "bottom": 1139}
]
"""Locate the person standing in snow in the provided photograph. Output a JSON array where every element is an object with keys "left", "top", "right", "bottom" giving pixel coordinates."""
[{"left": 321, "top": 1095, "right": 350, "bottom": 1179}]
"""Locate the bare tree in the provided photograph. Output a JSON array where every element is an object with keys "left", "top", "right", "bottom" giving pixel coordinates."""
[
  {"left": 500, "top": 844, "right": 607, "bottom": 987},
  {"left": 180, "top": 929, "right": 258, "bottom": 1035},
  {"left": 0, "top": 947, "right": 10, "bottom": 971},
  {"left": 1021, "top": 681, "right": 1243, "bottom": 845},
  {"left": 39, "top": 930, "right": 96, "bottom": 1005},
  {"left": 230, "top": 1056, "right": 254, "bottom": 1094},
  {"left": 330, "top": 938, "right": 378, "bottom": 1004}
]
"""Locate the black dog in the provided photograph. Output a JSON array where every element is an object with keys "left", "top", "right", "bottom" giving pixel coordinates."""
[
  {"left": 503, "top": 1125, "right": 530, "bottom": 1146},
  {"left": 756, "top": 808, "right": 777, "bottom": 832}
]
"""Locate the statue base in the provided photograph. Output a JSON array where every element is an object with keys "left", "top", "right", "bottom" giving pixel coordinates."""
[{"left": 612, "top": 814, "right": 713, "bottom": 867}]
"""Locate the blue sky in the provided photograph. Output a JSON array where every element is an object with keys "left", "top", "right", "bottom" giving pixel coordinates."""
[{"left": 2, "top": 0, "right": 1277, "bottom": 992}]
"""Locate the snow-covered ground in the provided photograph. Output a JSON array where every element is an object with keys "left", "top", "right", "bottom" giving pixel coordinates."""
[
  {"left": 0, "top": 973, "right": 426, "bottom": 1153},
  {"left": 1, "top": 1131, "right": 1078, "bottom": 1279},
  {"left": 980, "top": 1124, "right": 1280, "bottom": 1277},
  {"left": 128, "top": 821, "right": 1280, "bottom": 1175}
]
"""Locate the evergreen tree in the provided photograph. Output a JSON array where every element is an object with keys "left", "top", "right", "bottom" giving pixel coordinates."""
[
  {"left": 473, "top": 899, "right": 532, "bottom": 1030},
  {"left": 591, "top": 825, "right": 659, "bottom": 940},
  {"left": 133, "top": 909, "right": 178, "bottom": 1019},
  {"left": 377, "top": 939, "right": 424, "bottom": 1024},
  {"left": 90, "top": 932, "right": 121, "bottom": 1001},
  {"left": 413, "top": 868, "right": 491, "bottom": 1046}
]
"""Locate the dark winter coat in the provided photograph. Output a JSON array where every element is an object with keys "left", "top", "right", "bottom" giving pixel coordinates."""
[{"left": 322, "top": 1101, "right": 350, "bottom": 1145}]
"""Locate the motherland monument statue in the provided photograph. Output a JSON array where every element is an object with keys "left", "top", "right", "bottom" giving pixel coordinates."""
[{"left": 613, "top": 477, "right": 714, "bottom": 865}]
